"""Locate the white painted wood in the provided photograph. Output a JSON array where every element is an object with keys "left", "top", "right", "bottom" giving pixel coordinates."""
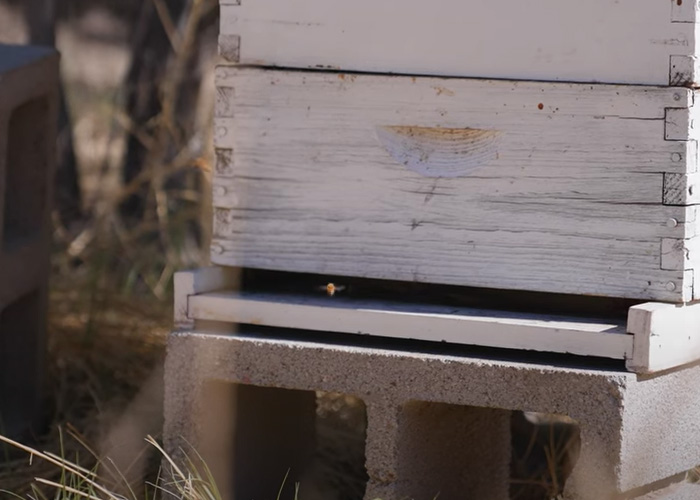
[
  {"left": 672, "top": 0, "right": 700, "bottom": 23},
  {"left": 627, "top": 301, "right": 700, "bottom": 373},
  {"left": 220, "top": 0, "right": 699, "bottom": 86},
  {"left": 665, "top": 106, "right": 700, "bottom": 142},
  {"left": 661, "top": 238, "right": 699, "bottom": 270},
  {"left": 218, "top": 35, "right": 239, "bottom": 63},
  {"left": 188, "top": 290, "right": 633, "bottom": 360},
  {"left": 173, "top": 267, "right": 239, "bottom": 329},
  {"left": 212, "top": 68, "right": 699, "bottom": 302},
  {"left": 183, "top": 287, "right": 700, "bottom": 373},
  {"left": 670, "top": 55, "right": 700, "bottom": 87}
]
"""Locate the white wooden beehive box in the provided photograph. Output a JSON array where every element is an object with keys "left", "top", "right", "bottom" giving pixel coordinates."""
[
  {"left": 202, "top": 1, "right": 700, "bottom": 374},
  {"left": 213, "top": 67, "right": 700, "bottom": 303},
  {"left": 220, "top": 0, "right": 700, "bottom": 86}
]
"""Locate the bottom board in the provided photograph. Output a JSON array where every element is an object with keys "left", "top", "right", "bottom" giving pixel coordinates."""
[{"left": 176, "top": 268, "right": 700, "bottom": 374}]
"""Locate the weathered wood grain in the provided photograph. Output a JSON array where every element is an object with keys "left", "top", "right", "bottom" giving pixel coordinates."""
[
  {"left": 663, "top": 172, "right": 700, "bottom": 206},
  {"left": 212, "top": 68, "right": 700, "bottom": 301},
  {"left": 173, "top": 267, "right": 238, "bottom": 329},
  {"left": 627, "top": 301, "right": 700, "bottom": 373},
  {"left": 220, "top": 0, "right": 699, "bottom": 86},
  {"left": 188, "top": 290, "right": 633, "bottom": 360}
]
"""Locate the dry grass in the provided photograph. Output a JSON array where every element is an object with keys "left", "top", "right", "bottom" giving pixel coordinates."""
[
  {"left": 0, "top": 1, "right": 216, "bottom": 495},
  {"left": 48, "top": 0, "right": 217, "bottom": 301},
  {"left": 0, "top": 430, "right": 223, "bottom": 500},
  {"left": 0, "top": 274, "right": 170, "bottom": 496}
]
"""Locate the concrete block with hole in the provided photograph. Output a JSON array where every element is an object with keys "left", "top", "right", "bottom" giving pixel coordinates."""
[
  {"left": 164, "top": 325, "right": 700, "bottom": 500},
  {"left": 0, "top": 44, "right": 59, "bottom": 438}
]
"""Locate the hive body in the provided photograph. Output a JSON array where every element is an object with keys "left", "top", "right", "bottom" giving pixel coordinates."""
[
  {"left": 213, "top": 68, "right": 700, "bottom": 303},
  {"left": 220, "top": 0, "right": 700, "bottom": 86}
]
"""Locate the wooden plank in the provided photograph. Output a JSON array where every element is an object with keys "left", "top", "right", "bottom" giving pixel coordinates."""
[
  {"left": 672, "top": 0, "right": 700, "bottom": 23},
  {"left": 214, "top": 68, "right": 693, "bottom": 119},
  {"left": 660, "top": 237, "right": 700, "bottom": 270},
  {"left": 211, "top": 237, "right": 692, "bottom": 302},
  {"left": 627, "top": 302, "right": 700, "bottom": 373},
  {"left": 188, "top": 291, "right": 633, "bottom": 360},
  {"left": 670, "top": 55, "right": 700, "bottom": 87},
  {"left": 220, "top": 0, "right": 697, "bottom": 85},
  {"left": 218, "top": 34, "right": 239, "bottom": 63},
  {"left": 666, "top": 106, "right": 700, "bottom": 142},
  {"left": 173, "top": 267, "right": 239, "bottom": 329},
  {"left": 212, "top": 68, "right": 697, "bottom": 301}
]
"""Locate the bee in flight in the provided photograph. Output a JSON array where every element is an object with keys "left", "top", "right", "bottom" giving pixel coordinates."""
[{"left": 318, "top": 282, "right": 346, "bottom": 297}]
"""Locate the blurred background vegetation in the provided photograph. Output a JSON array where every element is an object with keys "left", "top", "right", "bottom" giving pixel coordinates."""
[
  {"left": 1, "top": 0, "right": 218, "bottom": 299},
  {"left": 0, "top": 0, "right": 219, "bottom": 493}
]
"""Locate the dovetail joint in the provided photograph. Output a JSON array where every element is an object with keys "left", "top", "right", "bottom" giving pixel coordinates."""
[{"left": 219, "top": 34, "right": 240, "bottom": 63}]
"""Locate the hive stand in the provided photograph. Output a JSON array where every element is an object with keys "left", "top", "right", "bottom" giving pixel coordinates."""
[
  {"left": 0, "top": 44, "right": 59, "bottom": 438},
  {"left": 165, "top": 268, "right": 700, "bottom": 500}
]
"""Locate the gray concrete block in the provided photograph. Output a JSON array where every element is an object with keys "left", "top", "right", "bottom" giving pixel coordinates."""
[
  {"left": 396, "top": 401, "right": 511, "bottom": 500},
  {"left": 0, "top": 44, "right": 58, "bottom": 438},
  {"left": 165, "top": 331, "right": 700, "bottom": 499},
  {"left": 633, "top": 481, "right": 700, "bottom": 500},
  {"left": 196, "top": 381, "right": 317, "bottom": 500},
  {"left": 0, "top": 288, "right": 48, "bottom": 437}
]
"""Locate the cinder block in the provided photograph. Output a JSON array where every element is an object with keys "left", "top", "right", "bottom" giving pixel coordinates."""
[
  {"left": 194, "top": 381, "right": 317, "bottom": 500},
  {"left": 395, "top": 402, "right": 511, "bottom": 500},
  {"left": 633, "top": 481, "right": 700, "bottom": 500},
  {"left": 0, "top": 44, "right": 59, "bottom": 438},
  {"left": 0, "top": 289, "right": 48, "bottom": 437},
  {"left": 164, "top": 330, "right": 700, "bottom": 499}
]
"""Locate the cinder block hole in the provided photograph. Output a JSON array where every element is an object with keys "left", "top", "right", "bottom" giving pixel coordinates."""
[
  {"left": 397, "top": 401, "right": 512, "bottom": 500},
  {"left": 308, "top": 392, "right": 368, "bottom": 500},
  {"left": 199, "top": 383, "right": 367, "bottom": 500},
  {"left": 3, "top": 98, "right": 49, "bottom": 249},
  {"left": 0, "top": 290, "right": 43, "bottom": 437},
  {"left": 511, "top": 411, "right": 581, "bottom": 500}
]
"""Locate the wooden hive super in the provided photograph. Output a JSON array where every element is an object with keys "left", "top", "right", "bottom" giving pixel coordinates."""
[
  {"left": 213, "top": 67, "right": 699, "bottom": 303},
  {"left": 220, "top": 0, "right": 700, "bottom": 86}
]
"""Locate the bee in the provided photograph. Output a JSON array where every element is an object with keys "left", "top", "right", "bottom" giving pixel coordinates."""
[{"left": 317, "top": 282, "right": 346, "bottom": 297}]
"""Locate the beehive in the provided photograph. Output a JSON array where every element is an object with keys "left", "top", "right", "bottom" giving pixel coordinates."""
[
  {"left": 167, "top": 8, "right": 700, "bottom": 500},
  {"left": 212, "top": 1, "right": 700, "bottom": 303},
  {"left": 212, "top": 68, "right": 700, "bottom": 303},
  {"left": 204, "top": 2, "right": 700, "bottom": 372}
]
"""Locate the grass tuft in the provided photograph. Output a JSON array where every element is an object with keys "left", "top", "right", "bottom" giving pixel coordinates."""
[{"left": 0, "top": 432, "right": 219, "bottom": 500}]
